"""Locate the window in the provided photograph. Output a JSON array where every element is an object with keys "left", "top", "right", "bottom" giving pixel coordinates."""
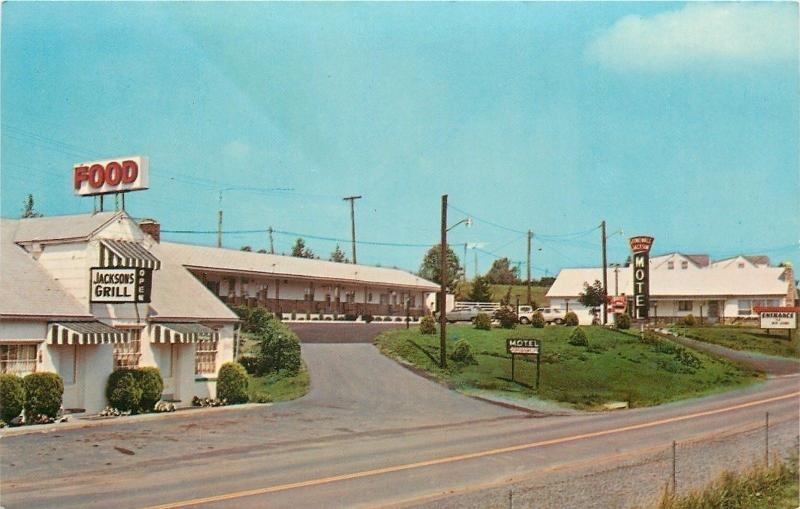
[
  {"left": 410, "top": 296, "right": 416, "bottom": 308},
  {"left": 681, "top": 261, "right": 688, "bottom": 269},
  {"left": 113, "top": 329, "right": 141, "bottom": 370},
  {"left": 678, "top": 301, "right": 692, "bottom": 312},
  {"left": 368, "top": 292, "right": 373, "bottom": 303},
  {"left": 195, "top": 340, "right": 218, "bottom": 375},
  {"left": 738, "top": 299, "right": 752, "bottom": 316},
  {"left": 738, "top": 262, "right": 745, "bottom": 269},
  {"left": 380, "top": 294, "right": 388, "bottom": 305},
  {"left": 346, "top": 292, "right": 355, "bottom": 304},
  {"left": 667, "top": 261, "right": 674, "bottom": 270},
  {"left": 0, "top": 344, "right": 37, "bottom": 375}
]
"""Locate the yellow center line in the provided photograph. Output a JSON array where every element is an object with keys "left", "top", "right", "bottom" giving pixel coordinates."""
[{"left": 144, "top": 391, "right": 800, "bottom": 509}]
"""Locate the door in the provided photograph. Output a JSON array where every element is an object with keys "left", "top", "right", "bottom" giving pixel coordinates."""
[
  {"left": 59, "top": 345, "right": 83, "bottom": 411},
  {"left": 707, "top": 301, "right": 720, "bottom": 323},
  {"left": 159, "top": 343, "right": 179, "bottom": 401}
]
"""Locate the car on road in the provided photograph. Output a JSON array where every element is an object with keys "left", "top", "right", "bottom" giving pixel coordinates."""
[
  {"left": 535, "top": 307, "right": 566, "bottom": 324},
  {"left": 437, "top": 306, "right": 485, "bottom": 323}
]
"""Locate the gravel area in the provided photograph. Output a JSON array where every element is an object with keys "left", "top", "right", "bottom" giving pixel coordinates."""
[{"left": 408, "top": 418, "right": 799, "bottom": 509}]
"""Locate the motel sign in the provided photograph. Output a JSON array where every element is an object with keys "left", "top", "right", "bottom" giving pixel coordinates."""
[{"left": 629, "top": 236, "right": 654, "bottom": 319}]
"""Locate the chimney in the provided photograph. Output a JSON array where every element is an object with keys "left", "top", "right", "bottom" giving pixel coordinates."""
[
  {"left": 780, "top": 262, "right": 796, "bottom": 306},
  {"left": 139, "top": 218, "right": 160, "bottom": 243}
]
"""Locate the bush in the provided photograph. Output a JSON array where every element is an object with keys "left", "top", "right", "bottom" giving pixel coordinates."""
[
  {"left": 217, "top": 362, "right": 249, "bottom": 404},
  {"left": 238, "top": 355, "right": 260, "bottom": 375},
  {"left": 106, "top": 369, "right": 141, "bottom": 413},
  {"left": 473, "top": 313, "right": 492, "bottom": 330},
  {"left": 361, "top": 314, "right": 374, "bottom": 323},
  {"left": 134, "top": 367, "right": 163, "bottom": 412},
  {"left": 493, "top": 306, "right": 518, "bottom": 329},
  {"left": 530, "top": 312, "right": 545, "bottom": 328},
  {"left": 344, "top": 314, "right": 358, "bottom": 321},
  {"left": 419, "top": 315, "right": 437, "bottom": 335},
  {"left": 450, "top": 339, "right": 475, "bottom": 364},
  {"left": 255, "top": 319, "right": 302, "bottom": 375},
  {"left": 23, "top": 372, "right": 63, "bottom": 420},
  {"left": 568, "top": 327, "right": 589, "bottom": 347},
  {"left": 564, "top": 311, "right": 579, "bottom": 326},
  {"left": 682, "top": 314, "right": 696, "bottom": 326},
  {"left": 0, "top": 374, "right": 25, "bottom": 422},
  {"left": 615, "top": 313, "right": 631, "bottom": 330}
]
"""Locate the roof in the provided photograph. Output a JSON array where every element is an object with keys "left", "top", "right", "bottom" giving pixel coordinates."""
[
  {"left": 159, "top": 241, "right": 439, "bottom": 291},
  {"left": 547, "top": 266, "right": 790, "bottom": 298},
  {"left": 12, "top": 211, "right": 121, "bottom": 243},
  {"left": 0, "top": 219, "right": 93, "bottom": 319},
  {"left": 650, "top": 252, "right": 710, "bottom": 269}
]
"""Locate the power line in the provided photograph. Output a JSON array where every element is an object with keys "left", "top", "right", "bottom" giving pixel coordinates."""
[{"left": 161, "top": 227, "right": 434, "bottom": 248}]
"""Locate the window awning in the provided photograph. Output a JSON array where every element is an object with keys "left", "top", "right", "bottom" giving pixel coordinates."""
[
  {"left": 48, "top": 322, "right": 129, "bottom": 345},
  {"left": 151, "top": 323, "right": 219, "bottom": 344},
  {"left": 99, "top": 240, "right": 161, "bottom": 270}
]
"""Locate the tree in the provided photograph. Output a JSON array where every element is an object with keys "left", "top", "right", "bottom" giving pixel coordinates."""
[
  {"left": 418, "top": 245, "right": 462, "bottom": 292},
  {"left": 291, "top": 238, "right": 317, "bottom": 259},
  {"left": 485, "top": 258, "right": 520, "bottom": 285},
  {"left": 537, "top": 276, "right": 556, "bottom": 287},
  {"left": 468, "top": 276, "right": 492, "bottom": 302},
  {"left": 21, "top": 194, "right": 43, "bottom": 218},
  {"left": 329, "top": 244, "right": 348, "bottom": 263},
  {"left": 240, "top": 246, "right": 252, "bottom": 252},
  {"left": 579, "top": 280, "right": 605, "bottom": 316}
]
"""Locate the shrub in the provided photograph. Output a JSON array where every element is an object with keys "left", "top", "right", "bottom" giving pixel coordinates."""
[
  {"left": 615, "top": 313, "right": 631, "bottom": 330},
  {"left": 419, "top": 315, "right": 437, "bottom": 335},
  {"left": 23, "top": 372, "right": 63, "bottom": 420},
  {"left": 0, "top": 374, "right": 25, "bottom": 422},
  {"left": 530, "top": 312, "right": 546, "bottom": 328},
  {"left": 564, "top": 311, "right": 579, "bottom": 326},
  {"left": 134, "top": 367, "right": 164, "bottom": 412},
  {"left": 493, "top": 306, "right": 518, "bottom": 329},
  {"left": 383, "top": 316, "right": 394, "bottom": 322},
  {"left": 344, "top": 314, "right": 358, "bottom": 321},
  {"left": 238, "top": 355, "right": 260, "bottom": 375},
  {"left": 568, "top": 327, "right": 589, "bottom": 347},
  {"left": 682, "top": 314, "right": 696, "bottom": 326},
  {"left": 473, "top": 313, "right": 492, "bottom": 330},
  {"left": 361, "top": 314, "right": 374, "bottom": 323},
  {"left": 217, "top": 362, "right": 249, "bottom": 404},
  {"left": 250, "top": 392, "right": 273, "bottom": 404},
  {"left": 106, "top": 369, "right": 142, "bottom": 413},
  {"left": 256, "top": 319, "right": 302, "bottom": 375},
  {"left": 450, "top": 339, "right": 475, "bottom": 364}
]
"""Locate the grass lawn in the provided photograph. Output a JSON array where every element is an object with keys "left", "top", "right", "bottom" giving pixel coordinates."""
[
  {"left": 247, "top": 365, "right": 309, "bottom": 403},
  {"left": 376, "top": 325, "right": 761, "bottom": 410},
  {"left": 670, "top": 326, "right": 799, "bottom": 359}
]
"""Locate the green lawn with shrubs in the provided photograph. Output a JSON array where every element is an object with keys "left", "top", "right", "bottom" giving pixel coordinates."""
[
  {"left": 669, "top": 325, "right": 799, "bottom": 359},
  {"left": 247, "top": 366, "right": 310, "bottom": 403},
  {"left": 376, "top": 324, "right": 761, "bottom": 410}
]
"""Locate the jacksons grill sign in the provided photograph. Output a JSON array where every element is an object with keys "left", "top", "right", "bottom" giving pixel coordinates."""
[
  {"left": 629, "top": 236, "right": 654, "bottom": 320},
  {"left": 90, "top": 267, "right": 152, "bottom": 303}
]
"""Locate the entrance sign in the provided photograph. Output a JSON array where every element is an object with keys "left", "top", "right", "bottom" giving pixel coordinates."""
[
  {"left": 90, "top": 267, "right": 152, "bottom": 303},
  {"left": 506, "top": 338, "right": 541, "bottom": 389},
  {"left": 629, "top": 236, "right": 654, "bottom": 320},
  {"left": 74, "top": 156, "right": 149, "bottom": 196},
  {"left": 755, "top": 307, "right": 798, "bottom": 330}
]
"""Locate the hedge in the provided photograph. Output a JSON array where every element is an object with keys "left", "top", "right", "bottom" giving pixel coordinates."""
[
  {"left": 0, "top": 374, "right": 25, "bottom": 422},
  {"left": 564, "top": 311, "right": 579, "bottom": 326},
  {"left": 23, "top": 372, "right": 64, "bottom": 420},
  {"left": 419, "top": 315, "right": 437, "bottom": 335},
  {"left": 106, "top": 369, "right": 142, "bottom": 413},
  {"left": 217, "top": 362, "right": 249, "bottom": 404},
  {"left": 134, "top": 367, "right": 164, "bottom": 412}
]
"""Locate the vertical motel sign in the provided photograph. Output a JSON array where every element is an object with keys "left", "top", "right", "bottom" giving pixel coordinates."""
[{"left": 629, "top": 236, "right": 654, "bottom": 320}]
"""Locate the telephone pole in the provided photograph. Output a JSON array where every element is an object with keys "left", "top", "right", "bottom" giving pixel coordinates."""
[
  {"left": 268, "top": 226, "right": 275, "bottom": 254},
  {"left": 601, "top": 220, "right": 608, "bottom": 325},
  {"left": 527, "top": 230, "right": 533, "bottom": 305},
  {"left": 343, "top": 195, "right": 362, "bottom": 264},
  {"left": 463, "top": 243, "right": 468, "bottom": 280},
  {"left": 440, "top": 194, "right": 448, "bottom": 369},
  {"left": 217, "top": 191, "right": 223, "bottom": 248}
]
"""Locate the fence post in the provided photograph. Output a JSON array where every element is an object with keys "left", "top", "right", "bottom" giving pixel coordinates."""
[
  {"left": 765, "top": 411, "right": 769, "bottom": 467},
  {"left": 672, "top": 440, "right": 677, "bottom": 497},
  {"left": 508, "top": 488, "right": 513, "bottom": 509}
]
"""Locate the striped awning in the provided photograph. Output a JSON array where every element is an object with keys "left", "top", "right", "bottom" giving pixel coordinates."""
[
  {"left": 48, "top": 322, "right": 129, "bottom": 345},
  {"left": 151, "top": 323, "right": 219, "bottom": 344},
  {"left": 99, "top": 240, "right": 161, "bottom": 270}
]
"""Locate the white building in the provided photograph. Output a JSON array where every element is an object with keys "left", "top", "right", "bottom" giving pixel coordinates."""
[
  {"left": 547, "top": 252, "right": 796, "bottom": 324},
  {"left": 0, "top": 212, "right": 237, "bottom": 413}
]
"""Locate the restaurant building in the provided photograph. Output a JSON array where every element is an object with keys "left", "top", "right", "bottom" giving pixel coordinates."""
[
  {"left": 0, "top": 211, "right": 238, "bottom": 413},
  {"left": 547, "top": 252, "right": 796, "bottom": 324}
]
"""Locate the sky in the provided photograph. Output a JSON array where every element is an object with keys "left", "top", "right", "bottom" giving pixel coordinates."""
[{"left": 2, "top": 2, "right": 798, "bottom": 276}]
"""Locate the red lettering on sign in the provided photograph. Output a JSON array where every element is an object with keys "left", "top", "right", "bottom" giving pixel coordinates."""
[
  {"left": 105, "top": 161, "right": 123, "bottom": 186},
  {"left": 89, "top": 164, "right": 105, "bottom": 188},
  {"left": 74, "top": 166, "right": 90, "bottom": 189},
  {"left": 121, "top": 160, "right": 138, "bottom": 183}
]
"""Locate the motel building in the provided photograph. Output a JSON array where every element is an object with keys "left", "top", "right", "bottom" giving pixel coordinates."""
[
  {"left": 0, "top": 211, "right": 238, "bottom": 413},
  {"left": 547, "top": 252, "right": 797, "bottom": 325}
]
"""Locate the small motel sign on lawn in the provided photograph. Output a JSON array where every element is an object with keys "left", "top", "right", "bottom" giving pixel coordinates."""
[{"left": 506, "top": 338, "right": 541, "bottom": 389}]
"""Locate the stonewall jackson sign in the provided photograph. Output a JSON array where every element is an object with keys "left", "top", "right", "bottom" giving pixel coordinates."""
[
  {"left": 629, "top": 236, "right": 654, "bottom": 320},
  {"left": 90, "top": 267, "right": 152, "bottom": 303}
]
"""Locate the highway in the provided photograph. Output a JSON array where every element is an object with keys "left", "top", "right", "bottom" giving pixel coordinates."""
[{"left": 0, "top": 327, "right": 797, "bottom": 508}]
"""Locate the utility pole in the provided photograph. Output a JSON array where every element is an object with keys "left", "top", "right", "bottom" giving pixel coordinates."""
[
  {"left": 440, "top": 194, "right": 448, "bottom": 369},
  {"left": 343, "top": 196, "right": 362, "bottom": 264},
  {"left": 601, "top": 220, "right": 608, "bottom": 325},
  {"left": 474, "top": 250, "right": 478, "bottom": 280},
  {"left": 463, "top": 243, "right": 468, "bottom": 280},
  {"left": 268, "top": 226, "right": 275, "bottom": 254},
  {"left": 527, "top": 230, "right": 533, "bottom": 305},
  {"left": 217, "top": 191, "right": 223, "bottom": 248}
]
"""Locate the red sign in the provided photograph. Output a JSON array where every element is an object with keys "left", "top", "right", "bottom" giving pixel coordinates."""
[
  {"left": 629, "top": 236, "right": 654, "bottom": 254},
  {"left": 73, "top": 156, "right": 149, "bottom": 196},
  {"left": 609, "top": 296, "right": 627, "bottom": 312}
]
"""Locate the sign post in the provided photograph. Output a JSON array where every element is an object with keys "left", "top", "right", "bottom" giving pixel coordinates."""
[
  {"left": 506, "top": 338, "right": 541, "bottom": 390},
  {"left": 755, "top": 307, "right": 798, "bottom": 341}
]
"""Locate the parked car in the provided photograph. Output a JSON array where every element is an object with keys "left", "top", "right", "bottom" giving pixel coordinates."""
[
  {"left": 437, "top": 306, "right": 484, "bottom": 323},
  {"left": 535, "top": 307, "right": 566, "bottom": 324},
  {"left": 517, "top": 305, "right": 534, "bottom": 324}
]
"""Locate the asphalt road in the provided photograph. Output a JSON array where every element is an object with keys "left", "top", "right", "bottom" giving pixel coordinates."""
[{"left": 1, "top": 328, "right": 798, "bottom": 509}]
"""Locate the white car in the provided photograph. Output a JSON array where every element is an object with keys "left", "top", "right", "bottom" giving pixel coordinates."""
[
  {"left": 535, "top": 307, "right": 567, "bottom": 324},
  {"left": 517, "top": 305, "right": 535, "bottom": 324}
]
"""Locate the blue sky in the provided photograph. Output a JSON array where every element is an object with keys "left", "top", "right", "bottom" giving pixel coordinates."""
[{"left": 2, "top": 2, "right": 798, "bottom": 276}]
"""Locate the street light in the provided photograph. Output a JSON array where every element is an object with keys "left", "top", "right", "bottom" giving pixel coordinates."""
[{"left": 439, "top": 195, "right": 471, "bottom": 369}]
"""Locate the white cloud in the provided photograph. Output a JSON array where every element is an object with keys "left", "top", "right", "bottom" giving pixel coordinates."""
[
  {"left": 586, "top": 3, "right": 797, "bottom": 72},
  {"left": 223, "top": 140, "right": 252, "bottom": 160}
]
